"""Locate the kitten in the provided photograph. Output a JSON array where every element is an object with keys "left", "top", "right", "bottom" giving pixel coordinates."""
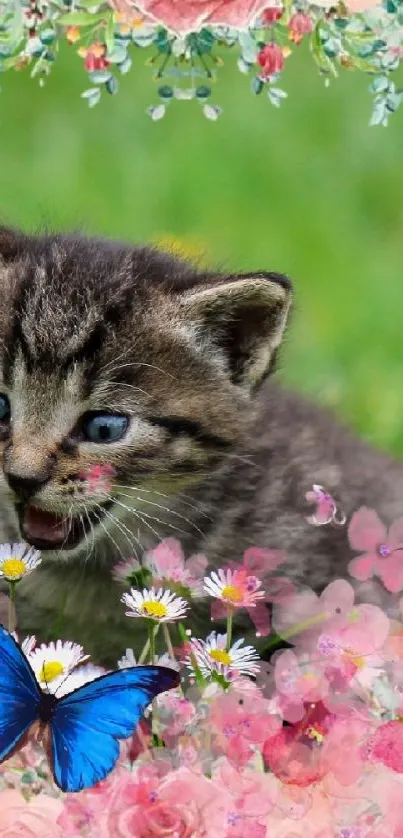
[{"left": 0, "top": 226, "right": 401, "bottom": 665}]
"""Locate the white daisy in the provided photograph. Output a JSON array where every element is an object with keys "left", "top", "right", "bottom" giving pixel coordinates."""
[
  {"left": 186, "top": 631, "right": 260, "bottom": 680},
  {"left": 204, "top": 568, "right": 265, "bottom": 608},
  {"left": 28, "top": 640, "right": 89, "bottom": 694},
  {"left": 122, "top": 587, "right": 188, "bottom": 623},
  {"left": 56, "top": 663, "right": 107, "bottom": 697},
  {"left": 118, "top": 647, "right": 180, "bottom": 672},
  {"left": 0, "top": 542, "right": 41, "bottom": 581}
]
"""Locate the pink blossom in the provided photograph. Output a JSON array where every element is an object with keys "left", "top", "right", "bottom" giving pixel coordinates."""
[
  {"left": 348, "top": 507, "right": 403, "bottom": 592},
  {"left": 103, "top": 765, "right": 231, "bottom": 837},
  {"left": 257, "top": 43, "right": 284, "bottom": 78},
  {"left": 288, "top": 12, "right": 313, "bottom": 45},
  {"left": 0, "top": 790, "right": 63, "bottom": 837},
  {"left": 305, "top": 484, "right": 346, "bottom": 526},
  {"left": 113, "top": 0, "right": 269, "bottom": 34},
  {"left": 210, "top": 686, "right": 281, "bottom": 765},
  {"left": 211, "top": 546, "right": 288, "bottom": 637},
  {"left": 273, "top": 649, "right": 330, "bottom": 721},
  {"left": 366, "top": 721, "right": 403, "bottom": 773},
  {"left": 144, "top": 538, "right": 208, "bottom": 597},
  {"left": 272, "top": 578, "right": 389, "bottom": 655}
]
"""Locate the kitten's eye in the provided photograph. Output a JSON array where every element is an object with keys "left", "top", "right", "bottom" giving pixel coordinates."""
[
  {"left": 81, "top": 413, "right": 128, "bottom": 444},
  {"left": 0, "top": 394, "right": 10, "bottom": 424}
]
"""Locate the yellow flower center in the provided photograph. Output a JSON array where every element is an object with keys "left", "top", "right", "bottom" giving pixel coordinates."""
[
  {"left": 141, "top": 601, "right": 168, "bottom": 619},
  {"left": 1, "top": 558, "right": 27, "bottom": 579},
  {"left": 221, "top": 585, "right": 243, "bottom": 603},
  {"left": 209, "top": 649, "right": 232, "bottom": 665},
  {"left": 39, "top": 660, "right": 64, "bottom": 684},
  {"left": 306, "top": 726, "right": 324, "bottom": 744}
]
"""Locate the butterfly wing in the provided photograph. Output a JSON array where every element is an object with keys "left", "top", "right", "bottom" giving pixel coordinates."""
[
  {"left": 0, "top": 625, "right": 41, "bottom": 760},
  {"left": 50, "top": 665, "right": 180, "bottom": 792}
]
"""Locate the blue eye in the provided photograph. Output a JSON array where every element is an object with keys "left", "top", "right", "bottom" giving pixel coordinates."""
[
  {"left": 0, "top": 394, "right": 10, "bottom": 423},
  {"left": 82, "top": 414, "right": 128, "bottom": 444}
]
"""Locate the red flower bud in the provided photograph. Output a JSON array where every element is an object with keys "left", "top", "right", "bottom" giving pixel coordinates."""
[
  {"left": 261, "top": 6, "right": 283, "bottom": 24},
  {"left": 257, "top": 43, "right": 284, "bottom": 79}
]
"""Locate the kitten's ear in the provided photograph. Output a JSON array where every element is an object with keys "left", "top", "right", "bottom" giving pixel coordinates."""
[
  {"left": 179, "top": 272, "right": 292, "bottom": 389},
  {"left": 0, "top": 226, "right": 25, "bottom": 261}
]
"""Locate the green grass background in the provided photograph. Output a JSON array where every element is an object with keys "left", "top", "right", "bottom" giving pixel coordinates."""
[{"left": 1, "top": 42, "right": 403, "bottom": 454}]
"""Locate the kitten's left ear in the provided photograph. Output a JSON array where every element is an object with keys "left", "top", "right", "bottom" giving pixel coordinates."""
[{"left": 179, "top": 272, "right": 292, "bottom": 389}]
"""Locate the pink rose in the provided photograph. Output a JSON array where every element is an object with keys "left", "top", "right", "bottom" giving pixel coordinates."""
[
  {"left": 104, "top": 767, "right": 230, "bottom": 837},
  {"left": 0, "top": 790, "right": 63, "bottom": 838},
  {"left": 110, "top": 0, "right": 269, "bottom": 34},
  {"left": 257, "top": 43, "right": 284, "bottom": 79}
]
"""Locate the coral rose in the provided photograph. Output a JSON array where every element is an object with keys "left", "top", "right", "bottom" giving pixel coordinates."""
[{"left": 111, "top": 0, "right": 269, "bottom": 34}]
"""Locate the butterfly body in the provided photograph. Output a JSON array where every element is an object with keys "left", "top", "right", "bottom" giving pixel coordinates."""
[{"left": 0, "top": 625, "right": 179, "bottom": 792}]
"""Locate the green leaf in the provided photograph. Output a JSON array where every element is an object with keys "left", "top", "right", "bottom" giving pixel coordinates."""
[
  {"left": 106, "top": 76, "right": 118, "bottom": 94},
  {"left": 104, "top": 12, "right": 115, "bottom": 54},
  {"left": 58, "top": 11, "right": 107, "bottom": 26},
  {"left": 88, "top": 69, "right": 112, "bottom": 84}
]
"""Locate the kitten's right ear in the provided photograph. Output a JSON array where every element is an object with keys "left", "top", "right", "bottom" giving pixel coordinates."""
[{"left": 0, "top": 226, "right": 25, "bottom": 261}]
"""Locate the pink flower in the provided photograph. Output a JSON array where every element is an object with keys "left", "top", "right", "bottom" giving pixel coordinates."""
[
  {"left": 205, "top": 567, "right": 265, "bottom": 608},
  {"left": 288, "top": 12, "right": 313, "bottom": 45},
  {"left": 0, "top": 790, "right": 63, "bottom": 838},
  {"left": 257, "top": 43, "right": 284, "bottom": 78},
  {"left": 348, "top": 508, "right": 403, "bottom": 592},
  {"left": 103, "top": 766, "right": 231, "bottom": 837},
  {"left": 144, "top": 538, "right": 208, "bottom": 597},
  {"left": 305, "top": 484, "right": 346, "bottom": 527},
  {"left": 273, "top": 649, "right": 330, "bottom": 721},
  {"left": 272, "top": 578, "right": 389, "bottom": 656},
  {"left": 116, "top": 0, "right": 269, "bottom": 34},
  {"left": 211, "top": 546, "right": 288, "bottom": 637},
  {"left": 210, "top": 685, "right": 281, "bottom": 766},
  {"left": 366, "top": 721, "right": 403, "bottom": 773}
]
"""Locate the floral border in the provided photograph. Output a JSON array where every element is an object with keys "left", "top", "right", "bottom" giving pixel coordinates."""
[{"left": 0, "top": 2, "right": 402, "bottom": 123}]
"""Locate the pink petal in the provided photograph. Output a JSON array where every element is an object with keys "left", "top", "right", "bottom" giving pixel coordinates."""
[
  {"left": 248, "top": 602, "right": 271, "bottom": 637},
  {"left": 211, "top": 600, "right": 228, "bottom": 621},
  {"left": 388, "top": 517, "right": 403, "bottom": 548},
  {"left": 378, "top": 553, "right": 403, "bottom": 593},
  {"left": 320, "top": 579, "right": 355, "bottom": 615},
  {"left": 348, "top": 507, "right": 386, "bottom": 552},
  {"left": 348, "top": 553, "right": 378, "bottom": 582},
  {"left": 333, "top": 604, "right": 389, "bottom": 654},
  {"left": 185, "top": 552, "right": 208, "bottom": 577},
  {"left": 243, "top": 546, "right": 286, "bottom": 576}
]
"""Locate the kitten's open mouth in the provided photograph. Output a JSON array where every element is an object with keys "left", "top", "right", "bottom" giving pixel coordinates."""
[{"left": 16, "top": 502, "right": 114, "bottom": 551}]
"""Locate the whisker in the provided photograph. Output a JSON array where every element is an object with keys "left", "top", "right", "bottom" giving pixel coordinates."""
[
  {"left": 98, "top": 504, "right": 142, "bottom": 560},
  {"left": 115, "top": 489, "right": 205, "bottom": 537},
  {"left": 115, "top": 482, "right": 211, "bottom": 519},
  {"left": 90, "top": 506, "right": 127, "bottom": 565},
  {"left": 99, "top": 360, "right": 175, "bottom": 380},
  {"left": 104, "top": 493, "right": 191, "bottom": 540}
]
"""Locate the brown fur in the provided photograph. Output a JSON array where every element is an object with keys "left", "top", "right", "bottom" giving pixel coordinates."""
[{"left": 0, "top": 226, "right": 400, "bottom": 664}]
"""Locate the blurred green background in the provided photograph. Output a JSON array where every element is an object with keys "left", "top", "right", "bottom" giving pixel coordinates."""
[{"left": 1, "top": 43, "right": 403, "bottom": 454}]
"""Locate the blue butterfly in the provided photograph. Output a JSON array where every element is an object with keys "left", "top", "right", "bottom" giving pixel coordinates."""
[{"left": 0, "top": 625, "right": 180, "bottom": 793}]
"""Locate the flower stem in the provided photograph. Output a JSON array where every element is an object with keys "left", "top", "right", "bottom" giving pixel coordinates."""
[
  {"left": 162, "top": 623, "right": 176, "bottom": 661},
  {"left": 149, "top": 622, "right": 156, "bottom": 665},
  {"left": 264, "top": 611, "right": 330, "bottom": 651},
  {"left": 8, "top": 582, "right": 16, "bottom": 633},
  {"left": 226, "top": 609, "right": 233, "bottom": 651}
]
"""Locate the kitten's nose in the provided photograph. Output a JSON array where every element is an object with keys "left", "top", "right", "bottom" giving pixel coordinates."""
[{"left": 5, "top": 470, "right": 51, "bottom": 503}]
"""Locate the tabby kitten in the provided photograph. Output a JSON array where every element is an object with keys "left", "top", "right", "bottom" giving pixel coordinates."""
[{"left": 0, "top": 226, "right": 401, "bottom": 664}]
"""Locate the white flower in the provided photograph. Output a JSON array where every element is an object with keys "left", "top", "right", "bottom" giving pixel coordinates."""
[
  {"left": 204, "top": 568, "right": 264, "bottom": 607},
  {"left": 186, "top": 631, "right": 260, "bottom": 680},
  {"left": 28, "top": 640, "right": 89, "bottom": 694},
  {"left": 122, "top": 587, "right": 188, "bottom": 623},
  {"left": 0, "top": 543, "right": 41, "bottom": 581},
  {"left": 56, "top": 663, "right": 107, "bottom": 697},
  {"left": 118, "top": 647, "right": 180, "bottom": 672}
]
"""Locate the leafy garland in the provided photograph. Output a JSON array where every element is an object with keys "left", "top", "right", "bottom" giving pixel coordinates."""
[{"left": 0, "top": 1, "right": 402, "bottom": 123}]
